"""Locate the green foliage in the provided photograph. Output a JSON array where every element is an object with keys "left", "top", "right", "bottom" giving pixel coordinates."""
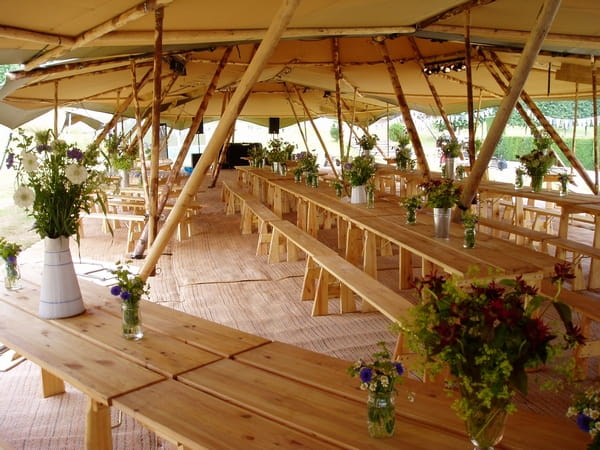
[
  {"left": 389, "top": 123, "right": 407, "bottom": 143},
  {"left": 357, "top": 134, "right": 378, "bottom": 150},
  {"left": 0, "top": 64, "right": 20, "bottom": 86},
  {"left": 0, "top": 237, "right": 21, "bottom": 261},
  {"left": 419, "top": 179, "right": 462, "bottom": 209},
  {"left": 109, "top": 260, "right": 149, "bottom": 304},
  {"left": 347, "top": 341, "right": 404, "bottom": 394},
  {"left": 104, "top": 132, "right": 138, "bottom": 171},
  {"left": 344, "top": 155, "right": 375, "bottom": 186},
  {"left": 329, "top": 123, "right": 339, "bottom": 142}
]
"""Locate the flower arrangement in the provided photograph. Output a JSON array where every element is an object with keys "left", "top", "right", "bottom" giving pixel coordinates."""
[
  {"left": 5, "top": 128, "right": 108, "bottom": 241},
  {"left": 357, "top": 134, "right": 378, "bottom": 151},
  {"left": 567, "top": 386, "right": 600, "bottom": 449},
  {"left": 461, "top": 210, "right": 479, "bottom": 228},
  {"left": 419, "top": 179, "right": 462, "bottom": 209},
  {"left": 517, "top": 133, "right": 555, "bottom": 178},
  {"left": 398, "top": 263, "right": 583, "bottom": 426},
  {"left": 103, "top": 131, "right": 138, "bottom": 171},
  {"left": 295, "top": 151, "right": 319, "bottom": 173},
  {"left": 0, "top": 237, "right": 22, "bottom": 262},
  {"left": 344, "top": 155, "right": 376, "bottom": 187},
  {"left": 437, "top": 135, "right": 462, "bottom": 158},
  {"left": 347, "top": 341, "right": 404, "bottom": 393},
  {"left": 395, "top": 145, "right": 413, "bottom": 170},
  {"left": 248, "top": 144, "right": 265, "bottom": 166},
  {"left": 400, "top": 195, "right": 422, "bottom": 211},
  {"left": 267, "top": 138, "right": 295, "bottom": 163},
  {"left": 109, "top": 260, "right": 149, "bottom": 304}
]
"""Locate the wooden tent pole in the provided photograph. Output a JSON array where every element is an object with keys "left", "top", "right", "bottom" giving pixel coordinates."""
[
  {"left": 131, "top": 61, "right": 151, "bottom": 211},
  {"left": 592, "top": 56, "right": 598, "bottom": 190},
  {"left": 139, "top": 0, "right": 301, "bottom": 280},
  {"left": 283, "top": 83, "right": 310, "bottom": 152},
  {"left": 375, "top": 38, "right": 429, "bottom": 176},
  {"left": 210, "top": 90, "right": 232, "bottom": 182},
  {"left": 465, "top": 10, "right": 475, "bottom": 163},
  {"left": 344, "top": 93, "right": 358, "bottom": 160},
  {"left": 147, "top": 7, "right": 164, "bottom": 251},
  {"left": 408, "top": 37, "right": 456, "bottom": 141},
  {"left": 571, "top": 82, "right": 579, "bottom": 164},
  {"left": 461, "top": 0, "right": 563, "bottom": 208},
  {"left": 332, "top": 38, "right": 345, "bottom": 161},
  {"left": 53, "top": 81, "right": 58, "bottom": 137},
  {"left": 131, "top": 49, "right": 232, "bottom": 258},
  {"left": 488, "top": 49, "right": 594, "bottom": 191},
  {"left": 293, "top": 84, "right": 339, "bottom": 179},
  {"left": 93, "top": 69, "right": 152, "bottom": 147}
]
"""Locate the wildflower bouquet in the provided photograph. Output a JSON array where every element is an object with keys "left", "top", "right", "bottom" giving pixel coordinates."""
[
  {"left": 267, "top": 138, "right": 295, "bottom": 163},
  {"left": 567, "top": 387, "right": 600, "bottom": 449},
  {"left": 103, "top": 131, "right": 138, "bottom": 171},
  {"left": 461, "top": 210, "right": 479, "bottom": 228},
  {"left": 399, "top": 263, "right": 583, "bottom": 425},
  {"left": 5, "top": 128, "right": 107, "bottom": 240},
  {"left": 248, "top": 144, "right": 265, "bottom": 166},
  {"left": 419, "top": 178, "right": 461, "bottom": 209},
  {"left": 437, "top": 135, "right": 462, "bottom": 158},
  {"left": 295, "top": 151, "right": 319, "bottom": 173},
  {"left": 0, "top": 237, "right": 22, "bottom": 290},
  {"left": 357, "top": 134, "right": 378, "bottom": 151},
  {"left": 344, "top": 155, "right": 376, "bottom": 186},
  {"left": 395, "top": 145, "right": 413, "bottom": 170},
  {"left": 109, "top": 260, "right": 149, "bottom": 304},
  {"left": 0, "top": 237, "right": 22, "bottom": 262},
  {"left": 517, "top": 133, "right": 556, "bottom": 178}
]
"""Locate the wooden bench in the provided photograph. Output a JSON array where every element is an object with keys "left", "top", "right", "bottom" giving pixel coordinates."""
[
  {"left": 541, "top": 279, "right": 600, "bottom": 377},
  {"left": 268, "top": 219, "right": 415, "bottom": 321},
  {"left": 477, "top": 217, "right": 554, "bottom": 251},
  {"left": 82, "top": 212, "right": 146, "bottom": 253},
  {"left": 222, "top": 180, "right": 283, "bottom": 256},
  {"left": 523, "top": 205, "right": 561, "bottom": 233},
  {"left": 549, "top": 238, "right": 600, "bottom": 290}
]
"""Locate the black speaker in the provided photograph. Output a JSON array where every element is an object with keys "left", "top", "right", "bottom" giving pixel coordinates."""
[
  {"left": 268, "top": 117, "right": 280, "bottom": 134},
  {"left": 223, "top": 143, "right": 258, "bottom": 168},
  {"left": 191, "top": 153, "right": 202, "bottom": 167}
]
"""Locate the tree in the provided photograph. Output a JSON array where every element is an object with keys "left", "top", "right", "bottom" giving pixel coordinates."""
[
  {"left": 389, "top": 123, "right": 407, "bottom": 143},
  {"left": 329, "top": 123, "right": 339, "bottom": 142},
  {"left": 0, "top": 65, "right": 19, "bottom": 86}
]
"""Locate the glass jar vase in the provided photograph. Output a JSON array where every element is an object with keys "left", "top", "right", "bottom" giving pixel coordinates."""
[
  {"left": 121, "top": 301, "right": 143, "bottom": 340},
  {"left": 4, "top": 256, "right": 21, "bottom": 291},
  {"left": 406, "top": 207, "right": 417, "bottom": 225},
  {"left": 530, "top": 174, "right": 544, "bottom": 192},
  {"left": 464, "top": 226, "right": 476, "bottom": 248},
  {"left": 366, "top": 391, "right": 396, "bottom": 438},
  {"left": 465, "top": 405, "right": 508, "bottom": 450}
]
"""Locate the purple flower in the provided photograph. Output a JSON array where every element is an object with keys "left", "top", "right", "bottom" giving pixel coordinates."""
[
  {"left": 110, "top": 285, "right": 122, "bottom": 296},
  {"left": 7, "top": 255, "right": 16, "bottom": 264},
  {"left": 67, "top": 147, "right": 83, "bottom": 161},
  {"left": 36, "top": 144, "right": 50, "bottom": 153},
  {"left": 120, "top": 290, "right": 131, "bottom": 301},
  {"left": 5, "top": 152, "right": 14, "bottom": 169},
  {"left": 577, "top": 413, "right": 592, "bottom": 432},
  {"left": 394, "top": 362, "right": 404, "bottom": 376},
  {"left": 359, "top": 367, "right": 373, "bottom": 384},
  {"left": 344, "top": 162, "right": 352, "bottom": 170}
]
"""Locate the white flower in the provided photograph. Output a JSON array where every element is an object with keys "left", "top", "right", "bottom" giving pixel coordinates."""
[
  {"left": 566, "top": 406, "right": 577, "bottom": 418},
  {"left": 590, "top": 409, "right": 600, "bottom": 420},
  {"left": 65, "top": 164, "right": 88, "bottom": 184},
  {"left": 13, "top": 185, "right": 35, "bottom": 208},
  {"left": 380, "top": 375, "right": 390, "bottom": 388},
  {"left": 20, "top": 150, "right": 39, "bottom": 172}
]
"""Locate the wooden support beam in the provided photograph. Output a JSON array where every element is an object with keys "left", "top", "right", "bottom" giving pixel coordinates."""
[
  {"left": 23, "top": 0, "right": 174, "bottom": 71},
  {"left": 0, "top": 25, "right": 75, "bottom": 46},
  {"left": 283, "top": 83, "right": 310, "bottom": 152},
  {"left": 408, "top": 37, "right": 457, "bottom": 141},
  {"left": 487, "top": 49, "right": 596, "bottom": 193},
  {"left": 131, "top": 61, "right": 151, "bottom": 213},
  {"left": 593, "top": 56, "right": 598, "bottom": 190},
  {"left": 148, "top": 7, "right": 165, "bottom": 249},
  {"left": 465, "top": 11, "right": 476, "bottom": 163},
  {"left": 375, "top": 38, "right": 429, "bottom": 177},
  {"left": 293, "top": 84, "right": 340, "bottom": 179},
  {"left": 461, "top": 0, "right": 563, "bottom": 209},
  {"left": 332, "top": 38, "right": 345, "bottom": 162},
  {"left": 139, "top": 0, "right": 302, "bottom": 281}
]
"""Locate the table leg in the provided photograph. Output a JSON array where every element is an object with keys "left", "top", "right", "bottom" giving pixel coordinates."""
[
  {"left": 362, "top": 231, "right": 377, "bottom": 313},
  {"left": 84, "top": 398, "right": 112, "bottom": 450},
  {"left": 307, "top": 203, "right": 319, "bottom": 237},
  {"left": 41, "top": 368, "right": 65, "bottom": 398},
  {"left": 345, "top": 224, "right": 363, "bottom": 267},
  {"left": 589, "top": 216, "right": 600, "bottom": 289},
  {"left": 398, "top": 247, "right": 413, "bottom": 289},
  {"left": 273, "top": 187, "right": 283, "bottom": 218}
]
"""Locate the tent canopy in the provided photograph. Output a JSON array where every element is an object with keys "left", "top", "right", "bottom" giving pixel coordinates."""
[{"left": 0, "top": 0, "right": 598, "bottom": 129}]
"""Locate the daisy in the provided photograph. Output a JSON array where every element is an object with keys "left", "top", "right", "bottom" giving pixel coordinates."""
[
  {"left": 65, "top": 164, "right": 88, "bottom": 184},
  {"left": 13, "top": 185, "right": 35, "bottom": 208}
]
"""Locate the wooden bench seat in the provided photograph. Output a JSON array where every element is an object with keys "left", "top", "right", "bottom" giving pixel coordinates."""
[
  {"left": 268, "top": 219, "right": 414, "bottom": 321},
  {"left": 523, "top": 205, "right": 561, "bottom": 233},
  {"left": 541, "top": 279, "right": 600, "bottom": 376},
  {"left": 550, "top": 238, "right": 600, "bottom": 290},
  {"left": 82, "top": 212, "right": 146, "bottom": 253},
  {"left": 477, "top": 217, "right": 554, "bottom": 250}
]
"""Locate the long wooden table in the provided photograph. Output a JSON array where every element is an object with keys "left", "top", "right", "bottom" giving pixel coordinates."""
[{"left": 0, "top": 274, "right": 589, "bottom": 449}]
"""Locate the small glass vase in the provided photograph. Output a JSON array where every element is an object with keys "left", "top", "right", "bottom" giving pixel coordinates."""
[
  {"left": 559, "top": 179, "right": 569, "bottom": 196},
  {"left": 406, "top": 207, "right": 417, "bottom": 225},
  {"left": 464, "top": 226, "right": 476, "bottom": 248},
  {"left": 4, "top": 257, "right": 21, "bottom": 291},
  {"left": 311, "top": 174, "right": 319, "bottom": 188},
  {"left": 367, "top": 391, "right": 395, "bottom": 438},
  {"left": 305, "top": 172, "right": 313, "bottom": 186},
  {"left": 530, "top": 174, "right": 544, "bottom": 192},
  {"left": 121, "top": 301, "right": 143, "bottom": 340},
  {"left": 294, "top": 171, "right": 302, "bottom": 183},
  {"left": 334, "top": 185, "right": 343, "bottom": 198},
  {"left": 367, "top": 187, "right": 375, "bottom": 209},
  {"left": 514, "top": 173, "right": 523, "bottom": 190},
  {"left": 465, "top": 405, "right": 508, "bottom": 450}
]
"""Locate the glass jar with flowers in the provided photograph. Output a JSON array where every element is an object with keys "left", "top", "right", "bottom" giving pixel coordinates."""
[
  {"left": 395, "top": 133, "right": 412, "bottom": 170},
  {"left": 366, "top": 182, "right": 376, "bottom": 208},
  {"left": 331, "top": 179, "right": 344, "bottom": 198},
  {"left": 103, "top": 131, "right": 138, "bottom": 187},
  {"left": 347, "top": 341, "right": 404, "bottom": 438},
  {"left": 248, "top": 144, "right": 265, "bottom": 168},
  {"left": 109, "top": 261, "right": 149, "bottom": 340},
  {"left": 567, "top": 386, "right": 600, "bottom": 449},
  {"left": 295, "top": 151, "right": 319, "bottom": 176},
  {"left": 517, "top": 133, "right": 556, "bottom": 192},
  {"left": 398, "top": 263, "right": 584, "bottom": 450},
  {"left": 0, "top": 237, "right": 22, "bottom": 291},
  {"left": 461, "top": 211, "right": 479, "bottom": 248},
  {"left": 419, "top": 179, "right": 462, "bottom": 239},
  {"left": 400, "top": 195, "right": 422, "bottom": 225},
  {"left": 557, "top": 172, "right": 573, "bottom": 197},
  {"left": 357, "top": 134, "right": 378, "bottom": 156},
  {"left": 344, "top": 155, "right": 376, "bottom": 204},
  {"left": 5, "top": 128, "right": 108, "bottom": 319},
  {"left": 514, "top": 167, "right": 525, "bottom": 190}
]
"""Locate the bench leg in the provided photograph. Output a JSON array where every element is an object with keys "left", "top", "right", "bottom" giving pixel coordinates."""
[
  {"left": 41, "top": 368, "right": 65, "bottom": 398},
  {"left": 399, "top": 248, "right": 413, "bottom": 289},
  {"left": 301, "top": 256, "right": 318, "bottom": 301},
  {"left": 312, "top": 267, "right": 330, "bottom": 316},
  {"left": 268, "top": 229, "right": 282, "bottom": 264},
  {"left": 240, "top": 204, "right": 253, "bottom": 234},
  {"left": 339, "top": 285, "right": 356, "bottom": 313},
  {"left": 286, "top": 240, "right": 300, "bottom": 262},
  {"left": 256, "top": 220, "right": 271, "bottom": 256},
  {"left": 84, "top": 398, "right": 112, "bottom": 450}
]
